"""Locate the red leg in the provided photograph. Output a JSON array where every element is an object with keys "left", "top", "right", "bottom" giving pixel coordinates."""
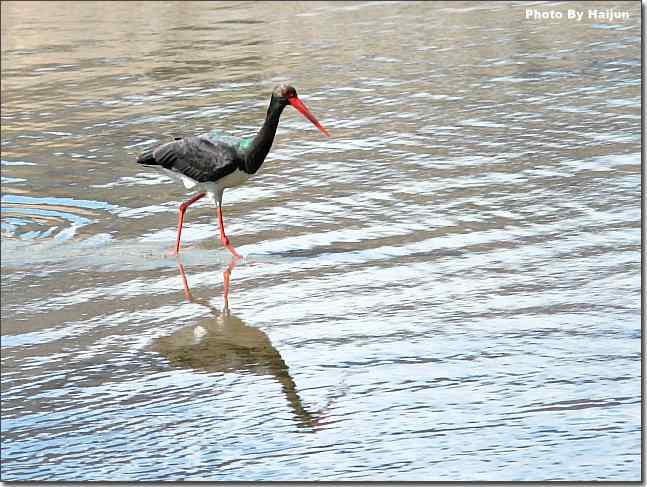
[
  {"left": 222, "top": 256, "right": 239, "bottom": 310},
  {"left": 174, "top": 192, "right": 206, "bottom": 255},
  {"left": 217, "top": 206, "right": 241, "bottom": 258},
  {"left": 176, "top": 261, "right": 193, "bottom": 301},
  {"left": 176, "top": 256, "right": 238, "bottom": 314}
]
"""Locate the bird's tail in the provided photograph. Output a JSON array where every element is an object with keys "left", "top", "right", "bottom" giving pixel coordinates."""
[{"left": 136, "top": 148, "right": 158, "bottom": 166}]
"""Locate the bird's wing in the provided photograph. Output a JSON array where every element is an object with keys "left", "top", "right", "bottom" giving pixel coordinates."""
[{"left": 152, "top": 136, "right": 241, "bottom": 183}]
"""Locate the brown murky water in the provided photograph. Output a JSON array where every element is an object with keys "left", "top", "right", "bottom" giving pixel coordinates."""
[{"left": 1, "top": 1, "right": 641, "bottom": 481}]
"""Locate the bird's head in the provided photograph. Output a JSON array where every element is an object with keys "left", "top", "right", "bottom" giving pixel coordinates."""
[
  {"left": 273, "top": 84, "right": 298, "bottom": 100},
  {"left": 272, "top": 84, "right": 330, "bottom": 137}
]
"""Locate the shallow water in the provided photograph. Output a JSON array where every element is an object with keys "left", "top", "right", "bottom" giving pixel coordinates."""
[{"left": 1, "top": 0, "right": 641, "bottom": 481}]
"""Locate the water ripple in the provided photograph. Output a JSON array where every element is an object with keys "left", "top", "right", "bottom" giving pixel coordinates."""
[{"left": 1, "top": 0, "right": 640, "bottom": 482}]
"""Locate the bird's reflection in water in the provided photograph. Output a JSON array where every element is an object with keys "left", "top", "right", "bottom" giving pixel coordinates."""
[{"left": 152, "top": 258, "right": 330, "bottom": 431}]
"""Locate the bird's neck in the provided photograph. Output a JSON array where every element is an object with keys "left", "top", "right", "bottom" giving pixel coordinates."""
[{"left": 243, "top": 98, "right": 285, "bottom": 174}]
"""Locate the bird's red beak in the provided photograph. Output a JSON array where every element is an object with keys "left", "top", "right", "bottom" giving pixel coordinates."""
[{"left": 288, "top": 96, "right": 330, "bottom": 137}]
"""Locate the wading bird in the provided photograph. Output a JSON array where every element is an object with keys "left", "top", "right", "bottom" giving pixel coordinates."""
[{"left": 136, "top": 84, "right": 330, "bottom": 258}]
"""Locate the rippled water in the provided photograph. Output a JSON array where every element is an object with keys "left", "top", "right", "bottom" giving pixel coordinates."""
[{"left": 1, "top": 0, "right": 641, "bottom": 481}]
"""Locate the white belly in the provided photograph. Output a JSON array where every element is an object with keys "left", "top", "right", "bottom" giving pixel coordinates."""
[
  {"left": 160, "top": 167, "right": 249, "bottom": 190},
  {"left": 158, "top": 167, "right": 198, "bottom": 189},
  {"left": 158, "top": 167, "right": 250, "bottom": 206},
  {"left": 217, "top": 168, "right": 250, "bottom": 189}
]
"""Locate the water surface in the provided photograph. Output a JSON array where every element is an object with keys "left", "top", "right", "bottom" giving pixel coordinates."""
[{"left": 1, "top": 0, "right": 641, "bottom": 481}]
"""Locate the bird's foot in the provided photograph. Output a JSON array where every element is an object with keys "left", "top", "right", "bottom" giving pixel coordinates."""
[
  {"left": 165, "top": 248, "right": 180, "bottom": 258},
  {"left": 220, "top": 235, "right": 241, "bottom": 259},
  {"left": 225, "top": 245, "right": 242, "bottom": 259}
]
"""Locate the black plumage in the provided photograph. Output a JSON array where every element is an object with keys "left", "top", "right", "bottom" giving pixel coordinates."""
[
  {"left": 137, "top": 136, "right": 242, "bottom": 183},
  {"left": 134, "top": 84, "right": 329, "bottom": 257}
]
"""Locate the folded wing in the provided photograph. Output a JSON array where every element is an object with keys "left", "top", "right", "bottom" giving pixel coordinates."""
[{"left": 137, "top": 136, "right": 241, "bottom": 183}]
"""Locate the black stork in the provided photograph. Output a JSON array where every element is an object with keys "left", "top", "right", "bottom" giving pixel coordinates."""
[{"left": 136, "top": 84, "right": 330, "bottom": 258}]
